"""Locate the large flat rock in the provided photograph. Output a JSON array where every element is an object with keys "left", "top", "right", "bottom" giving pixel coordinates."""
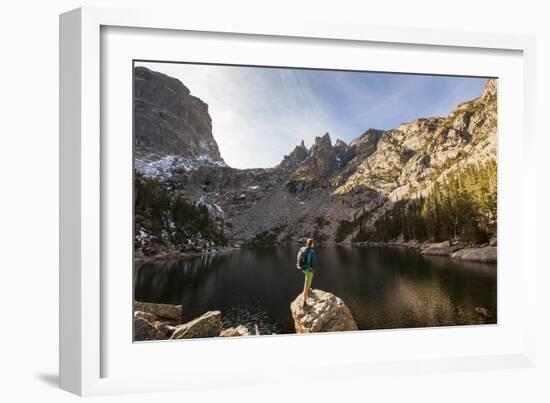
[
  {"left": 170, "top": 311, "right": 223, "bottom": 339},
  {"left": 451, "top": 246, "right": 497, "bottom": 263},
  {"left": 291, "top": 289, "right": 358, "bottom": 333},
  {"left": 420, "top": 241, "right": 451, "bottom": 256},
  {"left": 134, "top": 301, "right": 182, "bottom": 321}
]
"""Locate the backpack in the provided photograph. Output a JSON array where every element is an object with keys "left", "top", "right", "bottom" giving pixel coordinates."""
[{"left": 296, "top": 247, "right": 312, "bottom": 271}]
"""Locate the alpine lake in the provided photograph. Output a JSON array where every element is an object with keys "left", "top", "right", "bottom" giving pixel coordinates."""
[{"left": 134, "top": 245, "right": 497, "bottom": 335}]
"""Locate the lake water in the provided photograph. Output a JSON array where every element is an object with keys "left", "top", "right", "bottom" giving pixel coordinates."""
[{"left": 134, "top": 245, "right": 497, "bottom": 334}]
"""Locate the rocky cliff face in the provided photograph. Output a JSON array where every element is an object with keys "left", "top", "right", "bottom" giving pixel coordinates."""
[
  {"left": 134, "top": 66, "right": 225, "bottom": 165},
  {"left": 333, "top": 79, "right": 497, "bottom": 202},
  {"left": 286, "top": 133, "right": 339, "bottom": 192},
  {"left": 277, "top": 140, "right": 308, "bottom": 171},
  {"left": 134, "top": 66, "right": 497, "bottom": 246}
]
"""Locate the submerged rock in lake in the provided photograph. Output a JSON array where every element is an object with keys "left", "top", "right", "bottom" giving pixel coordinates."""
[
  {"left": 134, "top": 301, "right": 182, "bottom": 321},
  {"left": 451, "top": 246, "right": 497, "bottom": 263},
  {"left": 291, "top": 289, "right": 358, "bottom": 333},
  {"left": 170, "top": 310, "right": 223, "bottom": 339}
]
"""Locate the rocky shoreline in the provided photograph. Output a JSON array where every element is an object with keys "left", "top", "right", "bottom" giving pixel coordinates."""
[
  {"left": 133, "top": 301, "right": 254, "bottom": 341},
  {"left": 134, "top": 289, "right": 361, "bottom": 341},
  {"left": 360, "top": 238, "right": 497, "bottom": 263},
  {"left": 135, "top": 239, "right": 497, "bottom": 264}
]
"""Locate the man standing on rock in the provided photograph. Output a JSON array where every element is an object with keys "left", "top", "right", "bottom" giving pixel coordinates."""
[{"left": 297, "top": 238, "right": 317, "bottom": 308}]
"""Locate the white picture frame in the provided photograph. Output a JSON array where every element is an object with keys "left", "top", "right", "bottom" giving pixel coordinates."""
[{"left": 59, "top": 6, "right": 537, "bottom": 396}]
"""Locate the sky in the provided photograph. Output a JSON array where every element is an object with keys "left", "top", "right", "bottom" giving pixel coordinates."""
[{"left": 136, "top": 61, "right": 488, "bottom": 169}]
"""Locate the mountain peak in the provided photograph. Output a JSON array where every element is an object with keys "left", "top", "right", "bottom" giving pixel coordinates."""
[
  {"left": 134, "top": 66, "right": 224, "bottom": 163},
  {"left": 317, "top": 132, "right": 332, "bottom": 146},
  {"left": 482, "top": 79, "right": 497, "bottom": 99},
  {"left": 278, "top": 140, "right": 308, "bottom": 170},
  {"left": 334, "top": 138, "right": 347, "bottom": 148},
  {"left": 350, "top": 129, "right": 384, "bottom": 147}
]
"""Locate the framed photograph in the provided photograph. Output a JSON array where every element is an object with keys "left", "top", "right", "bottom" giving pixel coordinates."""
[{"left": 60, "top": 7, "right": 537, "bottom": 396}]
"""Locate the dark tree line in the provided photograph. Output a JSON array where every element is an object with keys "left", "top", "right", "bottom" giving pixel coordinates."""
[
  {"left": 371, "top": 160, "right": 497, "bottom": 243},
  {"left": 134, "top": 172, "right": 226, "bottom": 250}
]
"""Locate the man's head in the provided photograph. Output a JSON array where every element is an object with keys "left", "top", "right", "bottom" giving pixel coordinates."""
[{"left": 306, "top": 238, "right": 314, "bottom": 248}]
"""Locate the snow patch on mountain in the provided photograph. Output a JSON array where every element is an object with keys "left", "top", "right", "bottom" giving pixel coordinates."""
[
  {"left": 196, "top": 194, "right": 225, "bottom": 219},
  {"left": 135, "top": 155, "right": 227, "bottom": 178}
]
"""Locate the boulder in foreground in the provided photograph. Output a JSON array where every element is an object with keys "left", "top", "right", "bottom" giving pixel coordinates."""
[
  {"left": 291, "top": 289, "right": 358, "bottom": 333},
  {"left": 134, "top": 317, "right": 155, "bottom": 341},
  {"left": 170, "top": 311, "right": 223, "bottom": 339},
  {"left": 134, "top": 311, "right": 177, "bottom": 341},
  {"left": 134, "top": 310, "right": 157, "bottom": 323},
  {"left": 134, "top": 301, "right": 182, "bottom": 321},
  {"left": 451, "top": 246, "right": 497, "bottom": 263}
]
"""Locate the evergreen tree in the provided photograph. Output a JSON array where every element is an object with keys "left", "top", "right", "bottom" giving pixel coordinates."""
[
  {"left": 371, "top": 160, "right": 497, "bottom": 243},
  {"left": 134, "top": 172, "right": 226, "bottom": 251}
]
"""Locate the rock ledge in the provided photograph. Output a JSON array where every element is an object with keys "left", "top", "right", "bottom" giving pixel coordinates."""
[
  {"left": 291, "top": 289, "right": 358, "bottom": 333},
  {"left": 451, "top": 246, "right": 497, "bottom": 263}
]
